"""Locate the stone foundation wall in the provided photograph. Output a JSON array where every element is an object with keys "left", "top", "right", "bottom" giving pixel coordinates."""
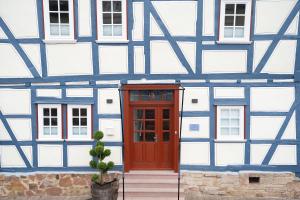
[{"left": 182, "top": 171, "right": 300, "bottom": 200}]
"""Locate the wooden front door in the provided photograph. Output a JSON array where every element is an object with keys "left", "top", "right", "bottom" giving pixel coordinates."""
[{"left": 123, "top": 85, "right": 179, "bottom": 172}]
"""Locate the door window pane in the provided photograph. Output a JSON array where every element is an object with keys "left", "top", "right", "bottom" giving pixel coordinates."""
[
  {"left": 145, "top": 110, "right": 155, "bottom": 119},
  {"left": 134, "top": 110, "right": 143, "bottom": 119},
  {"left": 163, "top": 121, "right": 169, "bottom": 130},
  {"left": 130, "top": 90, "right": 174, "bottom": 101},
  {"left": 145, "top": 121, "right": 155, "bottom": 130},
  {"left": 163, "top": 132, "right": 170, "bottom": 142},
  {"left": 145, "top": 132, "right": 155, "bottom": 142},
  {"left": 134, "top": 132, "right": 143, "bottom": 142},
  {"left": 134, "top": 121, "right": 144, "bottom": 131},
  {"left": 163, "top": 109, "right": 170, "bottom": 119}
]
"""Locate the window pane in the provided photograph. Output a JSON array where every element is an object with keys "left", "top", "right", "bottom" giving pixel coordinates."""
[
  {"left": 236, "top": 4, "right": 246, "bottom": 14},
  {"left": 103, "top": 13, "right": 112, "bottom": 24},
  {"left": 225, "top": 4, "right": 234, "bottom": 14},
  {"left": 60, "top": 0, "right": 69, "bottom": 11},
  {"left": 73, "top": 118, "right": 79, "bottom": 126},
  {"left": 134, "top": 121, "right": 143, "bottom": 130},
  {"left": 51, "top": 118, "right": 58, "bottom": 126},
  {"left": 231, "top": 109, "right": 240, "bottom": 118},
  {"left": 134, "top": 109, "right": 143, "bottom": 119},
  {"left": 51, "top": 127, "right": 58, "bottom": 135},
  {"left": 231, "top": 119, "right": 239, "bottom": 127},
  {"left": 235, "top": 16, "right": 245, "bottom": 26},
  {"left": 145, "top": 121, "right": 155, "bottom": 130},
  {"left": 43, "top": 108, "right": 50, "bottom": 116},
  {"left": 102, "top": 1, "right": 111, "bottom": 12},
  {"left": 44, "top": 118, "right": 50, "bottom": 126},
  {"left": 113, "top": 1, "right": 122, "bottom": 12},
  {"left": 103, "top": 25, "right": 112, "bottom": 36},
  {"left": 50, "top": 24, "right": 59, "bottom": 35},
  {"left": 225, "top": 16, "right": 234, "bottom": 26},
  {"left": 73, "top": 127, "right": 79, "bottom": 135},
  {"left": 60, "top": 13, "right": 69, "bottom": 23},
  {"left": 80, "top": 108, "right": 87, "bottom": 116},
  {"left": 220, "top": 119, "right": 229, "bottom": 126},
  {"left": 50, "top": 13, "right": 59, "bottom": 23},
  {"left": 231, "top": 128, "right": 240, "bottom": 135},
  {"left": 145, "top": 110, "right": 155, "bottom": 119},
  {"left": 73, "top": 108, "right": 79, "bottom": 116},
  {"left": 163, "top": 132, "right": 170, "bottom": 142},
  {"left": 44, "top": 127, "right": 50, "bottom": 135},
  {"left": 220, "top": 127, "right": 230, "bottom": 135},
  {"left": 163, "top": 109, "right": 170, "bottom": 119},
  {"left": 49, "top": 0, "right": 58, "bottom": 11},
  {"left": 134, "top": 132, "right": 143, "bottom": 142},
  {"left": 60, "top": 24, "right": 70, "bottom": 35},
  {"left": 220, "top": 109, "right": 230, "bottom": 117},
  {"left": 113, "top": 25, "right": 122, "bottom": 36},
  {"left": 80, "top": 127, "right": 87, "bottom": 135},
  {"left": 81, "top": 118, "right": 87, "bottom": 126},
  {"left": 163, "top": 121, "right": 169, "bottom": 130},
  {"left": 235, "top": 27, "right": 244, "bottom": 38},
  {"left": 145, "top": 132, "right": 155, "bottom": 142},
  {"left": 130, "top": 91, "right": 139, "bottom": 101},
  {"left": 113, "top": 13, "right": 122, "bottom": 24},
  {"left": 51, "top": 108, "right": 57, "bottom": 116}
]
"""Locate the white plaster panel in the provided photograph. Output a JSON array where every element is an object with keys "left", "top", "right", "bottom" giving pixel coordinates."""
[
  {"left": 282, "top": 112, "right": 296, "bottom": 139},
  {"left": 178, "top": 42, "right": 196, "bottom": 73},
  {"left": 134, "top": 46, "right": 145, "bottom": 74},
  {"left": 250, "top": 144, "right": 271, "bottom": 165},
  {"left": 181, "top": 87, "right": 210, "bottom": 111},
  {"left": 99, "top": 119, "right": 122, "bottom": 141},
  {"left": 181, "top": 142, "right": 210, "bottom": 165},
  {"left": 21, "top": 146, "right": 33, "bottom": 166},
  {"left": 270, "top": 145, "right": 297, "bottom": 165},
  {"left": 78, "top": 0, "right": 92, "bottom": 36},
  {"left": 47, "top": 43, "right": 93, "bottom": 76},
  {"left": 0, "top": 89, "right": 31, "bottom": 115},
  {"left": 253, "top": 41, "right": 272, "bottom": 71},
  {"left": 202, "top": 50, "right": 247, "bottom": 73},
  {"left": 66, "top": 88, "right": 93, "bottom": 97},
  {"left": 0, "top": 121, "right": 11, "bottom": 141},
  {"left": 151, "top": 41, "right": 188, "bottom": 74},
  {"left": 36, "top": 89, "right": 62, "bottom": 98},
  {"left": 99, "top": 46, "right": 128, "bottom": 74},
  {"left": 250, "top": 116, "right": 284, "bottom": 140},
  {"left": 215, "top": 143, "right": 245, "bottom": 166},
  {"left": 214, "top": 87, "right": 245, "bottom": 99},
  {"left": 132, "top": 2, "right": 144, "bottom": 40},
  {"left": 152, "top": 1, "right": 197, "bottom": 36},
  {"left": 103, "top": 146, "right": 122, "bottom": 165},
  {"left": 38, "top": 145, "right": 63, "bottom": 167},
  {"left": 0, "top": 0, "right": 39, "bottom": 38},
  {"left": 262, "top": 40, "right": 296, "bottom": 74},
  {"left": 1, "top": 146, "right": 25, "bottom": 167},
  {"left": 0, "top": 44, "right": 32, "bottom": 78},
  {"left": 7, "top": 119, "right": 32, "bottom": 141},
  {"left": 181, "top": 117, "right": 210, "bottom": 138},
  {"left": 98, "top": 88, "right": 120, "bottom": 114},
  {"left": 68, "top": 145, "right": 92, "bottom": 167},
  {"left": 203, "top": 0, "right": 215, "bottom": 36},
  {"left": 286, "top": 13, "right": 299, "bottom": 35},
  {"left": 0, "top": 27, "right": 7, "bottom": 39},
  {"left": 150, "top": 14, "right": 163, "bottom": 36},
  {"left": 250, "top": 87, "right": 294, "bottom": 112},
  {"left": 20, "top": 44, "right": 42, "bottom": 76},
  {"left": 255, "top": 0, "right": 297, "bottom": 34}
]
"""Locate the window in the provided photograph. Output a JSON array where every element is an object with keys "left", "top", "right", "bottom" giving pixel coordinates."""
[
  {"left": 38, "top": 104, "right": 62, "bottom": 140},
  {"left": 216, "top": 106, "right": 244, "bottom": 140},
  {"left": 97, "top": 0, "right": 127, "bottom": 42},
  {"left": 43, "top": 0, "right": 74, "bottom": 40},
  {"left": 219, "top": 0, "right": 251, "bottom": 43},
  {"left": 67, "top": 105, "right": 92, "bottom": 140}
]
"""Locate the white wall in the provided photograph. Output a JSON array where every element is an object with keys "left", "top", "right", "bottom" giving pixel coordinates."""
[
  {"left": 134, "top": 46, "right": 145, "bottom": 74},
  {"left": 215, "top": 143, "right": 245, "bottom": 166},
  {"left": 214, "top": 87, "right": 244, "bottom": 99},
  {"left": 78, "top": 0, "right": 92, "bottom": 36},
  {"left": 1, "top": 146, "right": 26, "bottom": 167},
  {"left": 133, "top": 2, "right": 144, "bottom": 41},
  {"left": 203, "top": 0, "right": 215, "bottom": 36},
  {"left": 181, "top": 142, "right": 210, "bottom": 165},
  {"left": 250, "top": 144, "right": 271, "bottom": 165},
  {"left": 182, "top": 87, "right": 210, "bottom": 111},
  {"left": 68, "top": 145, "right": 92, "bottom": 167},
  {"left": 99, "top": 119, "right": 122, "bottom": 142},
  {"left": 0, "top": 89, "right": 31, "bottom": 115},
  {"left": 36, "top": 89, "right": 62, "bottom": 98},
  {"left": 99, "top": 46, "right": 128, "bottom": 74},
  {"left": 181, "top": 117, "right": 210, "bottom": 138},
  {"left": 270, "top": 145, "right": 297, "bottom": 165},
  {"left": 38, "top": 145, "right": 63, "bottom": 167},
  {"left": 98, "top": 88, "right": 120, "bottom": 114},
  {"left": 66, "top": 88, "right": 93, "bottom": 97},
  {"left": 7, "top": 119, "right": 32, "bottom": 141},
  {"left": 103, "top": 146, "right": 123, "bottom": 165}
]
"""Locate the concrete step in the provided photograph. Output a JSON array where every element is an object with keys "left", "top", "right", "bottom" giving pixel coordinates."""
[{"left": 120, "top": 178, "right": 180, "bottom": 184}]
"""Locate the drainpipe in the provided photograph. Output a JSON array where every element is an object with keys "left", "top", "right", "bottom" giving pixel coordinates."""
[
  {"left": 178, "top": 85, "right": 185, "bottom": 200},
  {"left": 118, "top": 85, "right": 125, "bottom": 200}
]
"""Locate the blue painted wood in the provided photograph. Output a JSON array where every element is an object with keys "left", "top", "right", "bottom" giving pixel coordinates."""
[
  {"left": 214, "top": 98, "right": 247, "bottom": 105},
  {"left": 195, "top": 0, "right": 203, "bottom": 75},
  {"left": 91, "top": 0, "right": 100, "bottom": 75},
  {"left": 209, "top": 87, "right": 215, "bottom": 166},
  {"left": 0, "top": 18, "right": 41, "bottom": 78},
  {"left": 244, "top": 87, "right": 250, "bottom": 164},
  {"left": 295, "top": 85, "right": 300, "bottom": 167}
]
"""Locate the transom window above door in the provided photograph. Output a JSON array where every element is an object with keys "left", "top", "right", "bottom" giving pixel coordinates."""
[{"left": 130, "top": 90, "right": 174, "bottom": 101}]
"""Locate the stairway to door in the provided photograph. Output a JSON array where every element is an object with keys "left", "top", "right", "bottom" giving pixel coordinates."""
[{"left": 117, "top": 171, "right": 185, "bottom": 200}]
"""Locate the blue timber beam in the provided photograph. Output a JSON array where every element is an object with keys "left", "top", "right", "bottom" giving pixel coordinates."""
[
  {"left": 0, "top": 17, "right": 41, "bottom": 78},
  {"left": 254, "top": 1, "right": 300, "bottom": 73},
  {"left": 0, "top": 110, "right": 32, "bottom": 168},
  {"left": 146, "top": 0, "right": 195, "bottom": 74}
]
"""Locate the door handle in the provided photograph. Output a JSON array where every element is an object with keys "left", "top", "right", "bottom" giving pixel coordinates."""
[{"left": 174, "top": 131, "right": 178, "bottom": 135}]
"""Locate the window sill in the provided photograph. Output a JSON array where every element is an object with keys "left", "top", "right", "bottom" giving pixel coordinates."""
[
  {"left": 214, "top": 139, "right": 246, "bottom": 143},
  {"left": 43, "top": 39, "right": 77, "bottom": 44},
  {"left": 216, "top": 40, "right": 252, "bottom": 45},
  {"left": 95, "top": 40, "right": 129, "bottom": 44}
]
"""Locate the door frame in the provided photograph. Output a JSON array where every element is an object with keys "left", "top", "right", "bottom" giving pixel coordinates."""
[{"left": 122, "top": 84, "right": 180, "bottom": 172}]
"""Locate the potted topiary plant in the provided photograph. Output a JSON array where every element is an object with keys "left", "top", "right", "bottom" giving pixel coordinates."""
[{"left": 89, "top": 131, "right": 119, "bottom": 200}]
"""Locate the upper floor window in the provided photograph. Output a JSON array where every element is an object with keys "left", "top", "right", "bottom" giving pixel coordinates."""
[
  {"left": 97, "top": 0, "right": 127, "bottom": 42},
  {"left": 44, "top": 0, "right": 75, "bottom": 40},
  {"left": 219, "top": 0, "right": 251, "bottom": 43},
  {"left": 38, "top": 104, "right": 62, "bottom": 140},
  {"left": 216, "top": 106, "right": 244, "bottom": 140}
]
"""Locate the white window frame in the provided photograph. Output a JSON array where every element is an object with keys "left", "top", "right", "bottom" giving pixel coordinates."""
[
  {"left": 96, "top": 0, "right": 128, "bottom": 42},
  {"left": 38, "top": 104, "right": 62, "bottom": 140},
  {"left": 67, "top": 105, "right": 92, "bottom": 140},
  {"left": 216, "top": 106, "right": 244, "bottom": 141},
  {"left": 43, "top": 0, "right": 75, "bottom": 41},
  {"left": 219, "top": 0, "right": 252, "bottom": 43}
]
